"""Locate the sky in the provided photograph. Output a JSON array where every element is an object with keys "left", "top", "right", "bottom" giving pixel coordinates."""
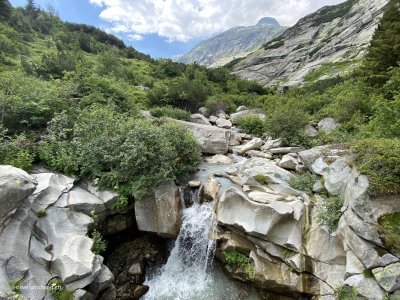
[{"left": 10, "top": 0, "right": 345, "bottom": 58}]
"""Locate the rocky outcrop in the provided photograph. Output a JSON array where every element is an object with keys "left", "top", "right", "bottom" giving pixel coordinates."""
[
  {"left": 176, "top": 120, "right": 231, "bottom": 154},
  {"left": 232, "top": 0, "right": 389, "bottom": 86},
  {"left": 0, "top": 165, "right": 37, "bottom": 221},
  {"left": 0, "top": 170, "right": 116, "bottom": 299},
  {"left": 177, "top": 17, "right": 287, "bottom": 68},
  {"left": 135, "top": 180, "right": 182, "bottom": 238}
]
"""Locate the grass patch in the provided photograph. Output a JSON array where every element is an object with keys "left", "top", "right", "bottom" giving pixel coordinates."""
[
  {"left": 304, "top": 62, "right": 351, "bottom": 82},
  {"left": 90, "top": 229, "right": 107, "bottom": 255},
  {"left": 48, "top": 278, "right": 73, "bottom": 300},
  {"left": 224, "top": 250, "right": 255, "bottom": 279},
  {"left": 289, "top": 172, "right": 318, "bottom": 194},
  {"left": 378, "top": 213, "right": 400, "bottom": 254},
  {"left": 315, "top": 195, "right": 344, "bottom": 232},
  {"left": 335, "top": 284, "right": 358, "bottom": 300},
  {"left": 254, "top": 174, "right": 267, "bottom": 185}
]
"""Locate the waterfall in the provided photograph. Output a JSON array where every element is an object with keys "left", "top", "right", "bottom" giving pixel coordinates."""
[{"left": 143, "top": 202, "right": 218, "bottom": 300}]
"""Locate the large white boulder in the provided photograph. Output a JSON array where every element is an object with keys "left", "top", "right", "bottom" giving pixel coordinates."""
[
  {"left": 135, "top": 180, "right": 182, "bottom": 238},
  {"left": 176, "top": 120, "right": 230, "bottom": 154}
]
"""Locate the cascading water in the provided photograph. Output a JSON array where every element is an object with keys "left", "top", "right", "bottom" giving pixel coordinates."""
[{"left": 144, "top": 202, "right": 252, "bottom": 300}]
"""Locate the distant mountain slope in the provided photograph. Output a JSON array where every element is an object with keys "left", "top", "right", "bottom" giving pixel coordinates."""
[
  {"left": 232, "top": 0, "right": 389, "bottom": 86},
  {"left": 177, "top": 17, "right": 287, "bottom": 68}
]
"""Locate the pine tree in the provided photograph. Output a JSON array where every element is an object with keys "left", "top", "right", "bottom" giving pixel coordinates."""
[
  {"left": 25, "top": 0, "right": 38, "bottom": 18},
  {"left": 361, "top": 0, "right": 400, "bottom": 86},
  {"left": 0, "top": 0, "right": 12, "bottom": 22}
]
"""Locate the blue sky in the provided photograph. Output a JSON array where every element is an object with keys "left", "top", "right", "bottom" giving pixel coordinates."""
[{"left": 10, "top": 0, "right": 344, "bottom": 59}]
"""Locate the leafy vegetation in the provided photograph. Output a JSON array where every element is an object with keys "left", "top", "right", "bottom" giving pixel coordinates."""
[
  {"left": 224, "top": 250, "right": 255, "bottom": 279},
  {"left": 37, "top": 208, "right": 47, "bottom": 218},
  {"left": 289, "top": 172, "right": 319, "bottom": 194},
  {"left": 149, "top": 106, "right": 191, "bottom": 121},
  {"left": 48, "top": 278, "right": 73, "bottom": 300},
  {"left": 90, "top": 229, "right": 107, "bottom": 255},
  {"left": 310, "top": 0, "right": 356, "bottom": 26},
  {"left": 238, "top": 115, "right": 265, "bottom": 136},
  {"left": 335, "top": 284, "right": 358, "bottom": 300},
  {"left": 351, "top": 139, "right": 400, "bottom": 194},
  {"left": 315, "top": 195, "right": 344, "bottom": 232},
  {"left": 378, "top": 213, "right": 400, "bottom": 254}
]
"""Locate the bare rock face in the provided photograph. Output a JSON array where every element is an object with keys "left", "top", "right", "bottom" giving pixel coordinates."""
[
  {"left": 0, "top": 168, "right": 116, "bottom": 299},
  {"left": 232, "top": 0, "right": 389, "bottom": 86},
  {"left": 135, "top": 180, "right": 182, "bottom": 238},
  {"left": 0, "top": 165, "right": 37, "bottom": 221}
]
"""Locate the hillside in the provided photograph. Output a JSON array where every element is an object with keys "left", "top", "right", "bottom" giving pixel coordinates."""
[
  {"left": 177, "top": 17, "right": 287, "bottom": 68},
  {"left": 232, "top": 0, "right": 389, "bottom": 86}
]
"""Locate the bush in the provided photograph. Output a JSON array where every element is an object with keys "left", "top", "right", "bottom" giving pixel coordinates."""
[
  {"left": 39, "top": 106, "right": 201, "bottom": 199},
  {"left": 289, "top": 172, "right": 319, "bottom": 194},
  {"left": 48, "top": 278, "right": 73, "bottom": 300},
  {"left": 315, "top": 195, "right": 344, "bottom": 232},
  {"left": 149, "top": 106, "right": 191, "bottom": 121},
  {"left": 91, "top": 229, "right": 107, "bottom": 254},
  {"left": 351, "top": 138, "right": 400, "bottom": 194},
  {"left": 224, "top": 250, "right": 254, "bottom": 279},
  {"left": 205, "top": 95, "right": 236, "bottom": 115},
  {"left": 0, "top": 129, "right": 34, "bottom": 171},
  {"left": 37, "top": 209, "right": 47, "bottom": 218},
  {"left": 335, "top": 284, "right": 358, "bottom": 300},
  {"left": 264, "top": 105, "right": 309, "bottom": 145},
  {"left": 378, "top": 213, "right": 400, "bottom": 254},
  {"left": 238, "top": 115, "right": 265, "bottom": 136}
]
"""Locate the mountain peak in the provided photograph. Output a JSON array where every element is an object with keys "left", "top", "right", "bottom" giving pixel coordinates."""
[{"left": 257, "top": 17, "right": 280, "bottom": 26}]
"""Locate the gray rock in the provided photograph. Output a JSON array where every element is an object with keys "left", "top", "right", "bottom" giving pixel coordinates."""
[
  {"left": 203, "top": 177, "right": 220, "bottom": 201},
  {"left": 0, "top": 165, "right": 37, "bottom": 221},
  {"left": 372, "top": 263, "right": 400, "bottom": 293},
  {"left": 215, "top": 118, "right": 232, "bottom": 129},
  {"left": 245, "top": 150, "right": 272, "bottom": 159},
  {"left": 236, "top": 138, "right": 263, "bottom": 155},
  {"left": 217, "top": 188, "right": 304, "bottom": 251},
  {"left": 188, "top": 180, "right": 201, "bottom": 188},
  {"left": 230, "top": 109, "right": 266, "bottom": 125},
  {"left": 209, "top": 115, "right": 218, "bottom": 123},
  {"left": 139, "top": 110, "right": 153, "bottom": 120},
  {"left": 248, "top": 191, "right": 284, "bottom": 204},
  {"left": 198, "top": 107, "right": 210, "bottom": 117},
  {"left": 298, "top": 147, "right": 325, "bottom": 170},
  {"left": 323, "top": 157, "right": 353, "bottom": 195},
  {"left": 345, "top": 250, "right": 365, "bottom": 277},
  {"left": 345, "top": 273, "right": 386, "bottom": 300},
  {"left": 87, "top": 265, "right": 114, "bottom": 295},
  {"left": 279, "top": 155, "right": 298, "bottom": 170},
  {"left": 318, "top": 118, "right": 339, "bottom": 133},
  {"left": 73, "top": 289, "right": 96, "bottom": 300},
  {"left": 236, "top": 105, "right": 247, "bottom": 112},
  {"left": 175, "top": 120, "right": 230, "bottom": 154},
  {"left": 190, "top": 113, "right": 211, "bottom": 125},
  {"left": 304, "top": 124, "right": 319, "bottom": 137},
  {"left": 311, "top": 157, "right": 330, "bottom": 176},
  {"left": 228, "top": 130, "right": 242, "bottom": 146},
  {"left": 312, "top": 181, "right": 326, "bottom": 193},
  {"left": 128, "top": 263, "right": 142, "bottom": 276},
  {"left": 205, "top": 154, "right": 234, "bottom": 164},
  {"left": 135, "top": 180, "right": 182, "bottom": 238},
  {"left": 270, "top": 147, "right": 304, "bottom": 154},
  {"left": 261, "top": 138, "right": 282, "bottom": 151}
]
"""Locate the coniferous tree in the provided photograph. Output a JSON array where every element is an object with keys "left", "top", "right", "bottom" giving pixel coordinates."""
[
  {"left": 0, "top": 0, "right": 12, "bottom": 22},
  {"left": 25, "top": 0, "right": 38, "bottom": 18},
  {"left": 361, "top": 0, "right": 400, "bottom": 86}
]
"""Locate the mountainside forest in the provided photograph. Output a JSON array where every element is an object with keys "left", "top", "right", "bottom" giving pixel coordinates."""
[{"left": 0, "top": 0, "right": 399, "bottom": 202}]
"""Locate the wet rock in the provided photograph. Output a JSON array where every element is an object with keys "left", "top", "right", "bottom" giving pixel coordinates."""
[
  {"left": 133, "top": 285, "right": 149, "bottom": 299},
  {"left": 128, "top": 263, "right": 142, "bottom": 276},
  {"left": 203, "top": 177, "right": 221, "bottom": 201},
  {"left": 188, "top": 180, "right": 201, "bottom": 188}
]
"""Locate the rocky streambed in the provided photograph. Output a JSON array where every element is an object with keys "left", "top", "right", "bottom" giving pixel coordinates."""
[{"left": 1, "top": 107, "right": 400, "bottom": 299}]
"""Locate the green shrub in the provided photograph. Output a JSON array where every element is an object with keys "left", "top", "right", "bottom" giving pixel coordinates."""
[
  {"left": 254, "top": 174, "right": 267, "bottom": 185},
  {"left": 378, "top": 213, "right": 400, "bottom": 254},
  {"left": 224, "top": 250, "right": 254, "bottom": 279},
  {"left": 37, "top": 209, "right": 47, "bottom": 218},
  {"left": 335, "top": 284, "right": 358, "bottom": 300},
  {"left": 351, "top": 138, "right": 400, "bottom": 194},
  {"left": 205, "top": 95, "right": 236, "bottom": 115},
  {"left": 238, "top": 115, "right": 265, "bottom": 136},
  {"left": 0, "top": 130, "right": 34, "bottom": 171},
  {"left": 39, "top": 106, "right": 201, "bottom": 199},
  {"left": 315, "top": 195, "right": 344, "bottom": 232},
  {"left": 149, "top": 106, "right": 191, "bottom": 121},
  {"left": 264, "top": 105, "right": 309, "bottom": 145},
  {"left": 48, "top": 278, "right": 73, "bottom": 300},
  {"left": 91, "top": 229, "right": 107, "bottom": 255},
  {"left": 289, "top": 172, "right": 318, "bottom": 194}
]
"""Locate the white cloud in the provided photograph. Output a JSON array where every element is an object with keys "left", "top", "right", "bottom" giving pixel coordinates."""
[
  {"left": 128, "top": 33, "right": 144, "bottom": 41},
  {"left": 89, "top": 0, "right": 345, "bottom": 42}
]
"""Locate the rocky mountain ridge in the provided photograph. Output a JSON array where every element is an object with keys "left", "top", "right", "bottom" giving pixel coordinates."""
[
  {"left": 232, "top": 0, "right": 389, "bottom": 86},
  {"left": 177, "top": 17, "right": 287, "bottom": 68}
]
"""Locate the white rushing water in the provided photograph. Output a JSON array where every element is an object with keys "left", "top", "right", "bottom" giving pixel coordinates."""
[{"left": 144, "top": 202, "right": 257, "bottom": 300}]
